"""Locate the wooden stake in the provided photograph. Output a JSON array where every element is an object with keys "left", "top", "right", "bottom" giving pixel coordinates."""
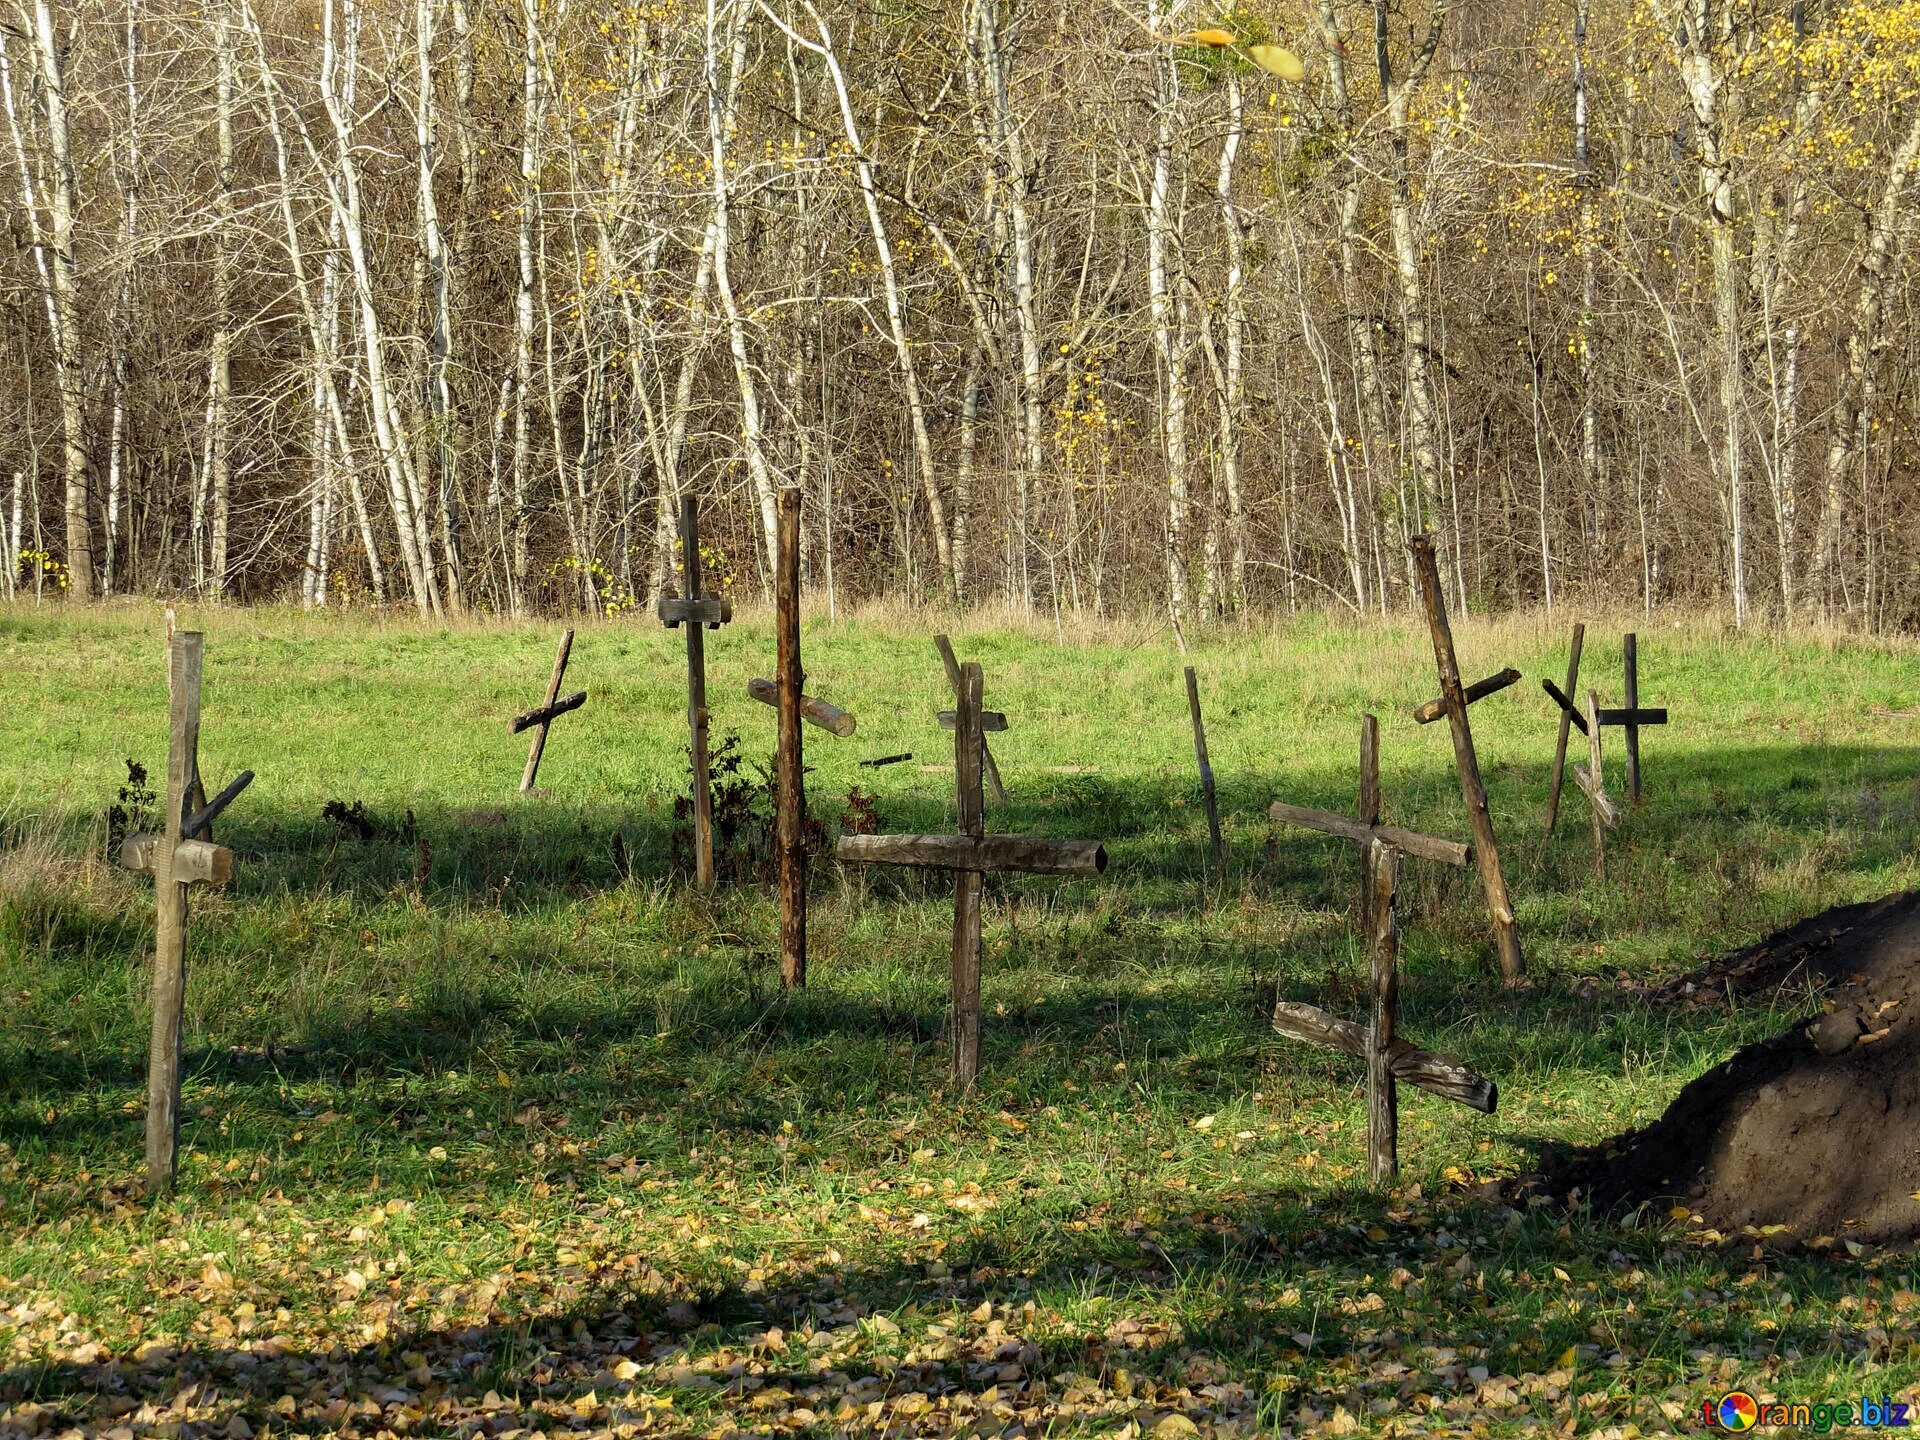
[
  {"left": 1409, "top": 535, "right": 1524, "bottom": 981},
  {"left": 934, "top": 633, "right": 1006, "bottom": 802},
  {"left": 145, "top": 630, "right": 200, "bottom": 1195},
  {"left": 952, "top": 663, "right": 985, "bottom": 1088},
  {"left": 1543, "top": 622, "right": 1585, "bottom": 835},
  {"left": 776, "top": 488, "right": 806, "bottom": 990},
  {"left": 1356, "top": 714, "right": 1380, "bottom": 929},
  {"left": 1184, "top": 666, "right": 1224, "bottom": 879},
  {"left": 1366, "top": 839, "right": 1399, "bottom": 1187},
  {"left": 659, "top": 495, "right": 732, "bottom": 890},
  {"left": 1624, "top": 632, "right": 1642, "bottom": 804},
  {"left": 519, "top": 629, "right": 574, "bottom": 793}
]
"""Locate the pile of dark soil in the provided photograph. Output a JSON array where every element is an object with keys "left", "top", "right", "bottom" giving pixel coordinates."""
[{"left": 1531, "top": 890, "right": 1920, "bottom": 1243}]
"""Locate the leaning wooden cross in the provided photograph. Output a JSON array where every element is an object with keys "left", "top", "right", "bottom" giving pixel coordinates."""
[
  {"left": 658, "top": 495, "right": 734, "bottom": 890},
  {"left": 119, "top": 630, "right": 254, "bottom": 1196},
  {"left": 1409, "top": 535, "right": 1524, "bottom": 980},
  {"left": 509, "top": 628, "right": 587, "bottom": 794},
  {"left": 837, "top": 662, "right": 1105, "bottom": 1089},
  {"left": 933, "top": 634, "right": 1007, "bottom": 802},
  {"left": 1269, "top": 716, "right": 1497, "bottom": 1186},
  {"left": 1542, "top": 630, "right": 1667, "bottom": 813}
]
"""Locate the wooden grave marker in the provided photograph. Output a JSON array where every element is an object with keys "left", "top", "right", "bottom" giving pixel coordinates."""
[
  {"left": 933, "top": 633, "right": 1007, "bottom": 802},
  {"left": 1269, "top": 717, "right": 1496, "bottom": 1186},
  {"left": 509, "top": 628, "right": 587, "bottom": 794},
  {"left": 837, "top": 662, "right": 1106, "bottom": 1089},
  {"left": 1184, "top": 666, "right": 1225, "bottom": 880},
  {"left": 1411, "top": 667, "right": 1521, "bottom": 725},
  {"left": 1409, "top": 535, "right": 1524, "bottom": 981},
  {"left": 774, "top": 488, "right": 807, "bottom": 991},
  {"left": 1542, "top": 622, "right": 1586, "bottom": 834},
  {"left": 1541, "top": 631, "right": 1666, "bottom": 810},
  {"left": 119, "top": 630, "right": 254, "bottom": 1195},
  {"left": 1571, "top": 690, "right": 1622, "bottom": 880},
  {"left": 658, "top": 495, "right": 734, "bottom": 890}
]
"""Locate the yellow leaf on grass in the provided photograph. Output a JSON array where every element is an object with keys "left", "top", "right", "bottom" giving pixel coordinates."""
[
  {"left": 1249, "top": 44, "right": 1305, "bottom": 81},
  {"left": 1557, "top": 1346, "right": 1579, "bottom": 1369}
]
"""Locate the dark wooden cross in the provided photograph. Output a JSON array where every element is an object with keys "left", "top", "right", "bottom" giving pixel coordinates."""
[
  {"left": 657, "top": 495, "right": 734, "bottom": 890},
  {"left": 509, "top": 628, "right": 587, "bottom": 794},
  {"left": 933, "top": 634, "right": 1007, "bottom": 802},
  {"left": 1269, "top": 715, "right": 1497, "bottom": 1187},
  {"left": 1542, "top": 630, "right": 1667, "bottom": 812},
  {"left": 1571, "top": 689, "right": 1622, "bottom": 880},
  {"left": 1409, "top": 535, "right": 1524, "bottom": 981},
  {"left": 1184, "top": 666, "right": 1224, "bottom": 880},
  {"left": 1542, "top": 622, "right": 1587, "bottom": 834},
  {"left": 837, "top": 661, "right": 1106, "bottom": 1089},
  {"left": 119, "top": 629, "right": 253, "bottom": 1196}
]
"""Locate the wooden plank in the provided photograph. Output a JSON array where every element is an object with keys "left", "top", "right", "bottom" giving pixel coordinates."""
[
  {"left": 121, "top": 835, "right": 233, "bottom": 886},
  {"left": 952, "top": 663, "right": 986, "bottom": 1090},
  {"left": 1412, "top": 667, "right": 1522, "bottom": 725},
  {"left": 1543, "top": 623, "right": 1585, "bottom": 835},
  {"left": 1269, "top": 1001, "right": 1497, "bottom": 1114},
  {"left": 508, "top": 690, "right": 587, "bottom": 736},
  {"left": 1185, "top": 666, "right": 1224, "bottom": 880},
  {"left": 656, "top": 595, "right": 732, "bottom": 628},
  {"left": 1571, "top": 763, "right": 1621, "bottom": 829},
  {"left": 679, "top": 497, "right": 716, "bottom": 891},
  {"left": 146, "top": 630, "right": 200, "bottom": 1196},
  {"left": 836, "top": 832, "right": 1108, "bottom": 877},
  {"left": 747, "top": 678, "right": 856, "bottom": 738},
  {"left": 519, "top": 630, "right": 574, "bottom": 793},
  {"left": 183, "top": 769, "right": 253, "bottom": 840},
  {"left": 937, "top": 709, "right": 1009, "bottom": 733},
  {"left": 1410, "top": 535, "right": 1523, "bottom": 980},
  {"left": 1267, "top": 801, "right": 1470, "bottom": 869},
  {"left": 776, "top": 488, "right": 806, "bottom": 990},
  {"left": 859, "top": 752, "right": 914, "bottom": 768},
  {"left": 934, "top": 634, "right": 1006, "bottom": 803},
  {"left": 1367, "top": 840, "right": 1399, "bottom": 1187}
]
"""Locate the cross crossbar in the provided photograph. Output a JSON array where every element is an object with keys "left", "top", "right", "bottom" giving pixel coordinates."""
[
  {"left": 509, "top": 690, "right": 587, "bottom": 735},
  {"left": 1412, "top": 668, "right": 1521, "bottom": 725},
  {"left": 938, "top": 709, "right": 1009, "bottom": 733},
  {"left": 1543, "top": 678, "right": 1666, "bottom": 732},
  {"left": 1267, "top": 801, "right": 1470, "bottom": 869},
  {"left": 658, "top": 595, "right": 732, "bottom": 629},
  {"left": 184, "top": 770, "right": 254, "bottom": 839},
  {"left": 120, "top": 834, "right": 235, "bottom": 886},
  {"left": 1572, "top": 763, "right": 1622, "bottom": 828},
  {"left": 835, "top": 833, "right": 1106, "bottom": 877},
  {"left": 934, "top": 634, "right": 1006, "bottom": 803},
  {"left": 747, "top": 678, "right": 856, "bottom": 737},
  {"left": 1270, "top": 1000, "right": 1497, "bottom": 1113}
]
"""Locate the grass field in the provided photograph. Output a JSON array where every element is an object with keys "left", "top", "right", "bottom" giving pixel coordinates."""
[{"left": 3, "top": 599, "right": 1918, "bottom": 1438}]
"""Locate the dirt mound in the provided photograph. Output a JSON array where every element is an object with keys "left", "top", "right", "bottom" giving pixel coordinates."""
[{"left": 1536, "top": 890, "right": 1920, "bottom": 1243}]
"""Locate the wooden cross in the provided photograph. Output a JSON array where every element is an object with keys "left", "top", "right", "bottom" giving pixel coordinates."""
[
  {"left": 1409, "top": 535, "right": 1524, "bottom": 981},
  {"left": 658, "top": 495, "right": 734, "bottom": 890},
  {"left": 1542, "top": 622, "right": 1586, "bottom": 834},
  {"left": 1411, "top": 667, "right": 1520, "bottom": 725},
  {"left": 119, "top": 630, "right": 253, "bottom": 1196},
  {"left": 746, "top": 678, "right": 855, "bottom": 738},
  {"left": 1542, "top": 630, "right": 1667, "bottom": 810},
  {"left": 509, "top": 628, "right": 587, "bottom": 794},
  {"left": 1571, "top": 690, "right": 1622, "bottom": 880},
  {"left": 1269, "top": 716, "right": 1496, "bottom": 1187},
  {"left": 933, "top": 634, "right": 1007, "bottom": 802},
  {"left": 1184, "top": 666, "right": 1224, "bottom": 880},
  {"left": 837, "top": 661, "right": 1106, "bottom": 1089},
  {"left": 774, "top": 487, "right": 807, "bottom": 991}
]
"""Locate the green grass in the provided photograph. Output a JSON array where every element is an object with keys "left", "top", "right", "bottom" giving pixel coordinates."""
[{"left": 2, "top": 600, "right": 1918, "bottom": 1438}]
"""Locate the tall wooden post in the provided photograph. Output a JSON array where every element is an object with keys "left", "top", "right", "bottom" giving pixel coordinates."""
[
  {"left": 1366, "top": 838, "right": 1399, "bottom": 1186},
  {"left": 1623, "top": 632, "right": 1643, "bottom": 805},
  {"left": 1544, "top": 622, "right": 1585, "bottom": 834},
  {"left": 146, "top": 631, "right": 200, "bottom": 1194},
  {"left": 520, "top": 629, "right": 575, "bottom": 793},
  {"left": 683, "top": 499, "right": 715, "bottom": 889},
  {"left": 952, "top": 663, "right": 986, "bottom": 1087},
  {"left": 776, "top": 488, "right": 806, "bottom": 990},
  {"left": 1409, "top": 535, "right": 1524, "bottom": 981},
  {"left": 1184, "top": 666, "right": 1224, "bottom": 880},
  {"left": 1356, "top": 714, "right": 1379, "bottom": 929}
]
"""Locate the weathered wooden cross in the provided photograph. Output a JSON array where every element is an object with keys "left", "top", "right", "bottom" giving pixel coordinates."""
[
  {"left": 1542, "top": 622, "right": 1587, "bottom": 834},
  {"left": 1269, "top": 716, "right": 1497, "bottom": 1187},
  {"left": 658, "top": 494, "right": 734, "bottom": 890},
  {"left": 509, "top": 628, "right": 587, "bottom": 794},
  {"left": 119, "top": 630, "right": 254, "bottom": 1196},
  {"left": 1184, "top": 666, "right": 1224, "bottom": 880},
  {"left": 773, "top": 487, "right": 808, "bottom": 991},
  {"left": 1571, "top": 690, "right": 1622, "bottom": 880},
  {"left": 837, "top": 661, "right": 1106, "bottom": 1089},
  {"left": 1542, "top": 629, "right": 1667, "bottom": 816},
  {"left": 933, "top": 634, "right": 1007, "bottom": 802},
  {"left": 746, "top": 678, "right": 855, "bottom": 738},
  {"left": 1409, "top": 535, "right": 1524, "bottom": 980},
  {"left": 1412, "top": 667, "right": 1521, "bottom": 726}
]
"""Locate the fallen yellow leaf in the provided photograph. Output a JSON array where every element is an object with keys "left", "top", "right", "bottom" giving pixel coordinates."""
[{"left": 1249, "top": 44, "right": 1305, "bottom": 81}]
